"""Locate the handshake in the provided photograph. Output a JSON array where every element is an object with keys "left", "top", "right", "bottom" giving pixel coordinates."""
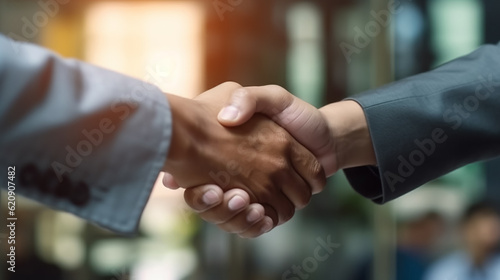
[{"left": 162, "top": 82, "right": 376, "bottom": 238}]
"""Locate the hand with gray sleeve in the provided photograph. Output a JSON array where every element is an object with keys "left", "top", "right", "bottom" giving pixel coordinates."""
[{"left": 0, "top": 34, "right": 326, "bottom": 237}]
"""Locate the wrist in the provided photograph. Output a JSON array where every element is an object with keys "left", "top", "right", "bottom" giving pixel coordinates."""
[
  {"left": 164, "top": 94, "right": 199, "bottom": 171},
  {"left": 319, "top": 100, "right": 376, "bottom": 170}
]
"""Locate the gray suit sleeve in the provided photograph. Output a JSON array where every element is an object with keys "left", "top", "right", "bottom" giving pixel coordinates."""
[
  {"left": 344, "top": 42, "right": 500, "bottom": 204},
  {"left": 0, "top": 34, "right": 172, "bottom": 234}
]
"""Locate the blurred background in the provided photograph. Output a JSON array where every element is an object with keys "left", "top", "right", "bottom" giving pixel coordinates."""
[{"left": 1, "top": 0, "right": 500, "bottom": 279}]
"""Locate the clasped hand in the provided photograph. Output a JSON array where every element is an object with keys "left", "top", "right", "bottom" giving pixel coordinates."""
[{"left": 162, "top": 82, "right": 336, "bottom": 238}]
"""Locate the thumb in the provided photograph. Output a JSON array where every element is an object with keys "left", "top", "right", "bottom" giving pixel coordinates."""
[
  {"left": 217, "top": 86, "right": 294, "bottom": 127},
  {"left": 217, "top": 85, "right": 336, "bottom": 176}
]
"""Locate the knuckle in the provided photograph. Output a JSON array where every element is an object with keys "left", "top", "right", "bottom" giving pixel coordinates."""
[
  {"left": 232, "top": 87, "right": 250, "bottom": 99},
  {"left": 273, "top": 130, "right": 292, "bottom": 148},
  {"left": 274, "top": 157, "right": 290, "bottom": 172},
  {"left": 310, "top": 160, "right": 327, "bottom": 188},
  {"left": 222, "top": 81, "right": 242, "bottom": 89},
  {"left": 267, "top": 84, "right": 285, "bottom": 93},
  {"left": 267, "top": 158, "right": 292, "bottom": 181},
  {"left": 267, "top": 85, "right": 293, "bottom": 106},
  {"left": 310, "top": 159, "right": 324, "bottom": 177}
]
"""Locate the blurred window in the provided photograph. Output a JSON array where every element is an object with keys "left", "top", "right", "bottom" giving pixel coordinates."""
[
  {"left": 286, "top": 2, "right": 325, "bottom": 107},
  {"left": 84, "top": 1, "right": 205, "bottom": 98},
  {"left": 430, "top": 0, "right": 483, "bottom": 66}
]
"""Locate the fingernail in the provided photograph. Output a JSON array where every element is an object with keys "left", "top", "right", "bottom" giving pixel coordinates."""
[
  {"left": 246, "top": 209, "right": 262, "bottom": 223},
  {"left": 228, "top": 195, "right": 246, "bottom": 211},
  {"left": 202, "top": 190, "right": 219, "bottom": 205},
  {"left": 219, "top": 106, "right": 239, "bottom": 121},
  {"left": 261, "top": 219, "right": 273, "bottom": 233}
]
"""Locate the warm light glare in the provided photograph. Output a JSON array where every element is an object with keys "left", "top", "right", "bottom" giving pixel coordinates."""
[{"left": 84, "top": 1, "right": 205, "bottom": 97}]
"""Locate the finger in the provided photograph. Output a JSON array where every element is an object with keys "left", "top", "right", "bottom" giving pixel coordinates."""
[
  {"left": 196, "top": 189, "right": 251, "bottom": 224},
  {"left": 183, "top": 184, "right": 224, "bottom": 212},
  {"left": 162, "top": 173, "right": 181, "bottom": 190},
  {"left": 238, "top": 216, "right": 274, "bottom": 239},
  {"left": 261, "top": 193, "right": 295, "bottom": 226},
  {"left": 217, "top": 203, "right": 266, "bottom": 234},
  {"left": 276, "top": 170, "right": 312, "bottom": 210},
  {"left": 289, "top": 140, "right": 327, "bottom": 194},
  {"left": 217, "top": 85, "right": 294, "bottom": 126}
]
